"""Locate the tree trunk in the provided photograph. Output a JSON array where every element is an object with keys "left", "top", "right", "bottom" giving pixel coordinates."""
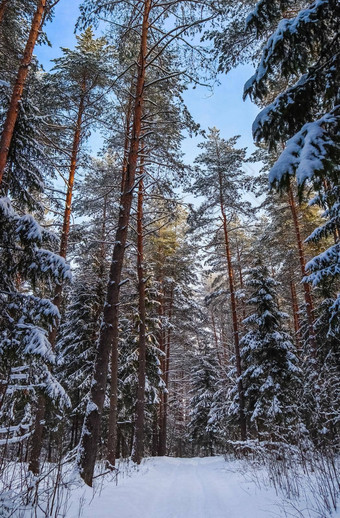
[
  {"left": 323, "top": 179, "right": 339, "bottom": 244},
  {"left": 158, "top": 288, "right": 173, "bottom": 456},
  {"left": 217, "top": 165, "right": 246, "bottom": 441},
  {"left": 235, "top": 237, "right": 246, "bottom": 322},
  {"left": 0, "top": 0, "right": 8, "bottom": 24},
  {"left": 49, "top": 92, "right": 85, "bottom": 345},
  {"left": 120, "top": 94, "right": 133, "bottom": 194},
  {"left": 27, "top": 394, "right": 46, "bottom": 475},
  {"left": 131, "top": 177, "right": 146, "bottom": 465},
  {"left": 157, "top": 294, "right": 166, "bottom": 456},
  {"left": 221, "top": 210, "right": 246, "bottom": 440},
  {"left": 0, "top": 0, "right": 48, "bottom": 184},
  {"left": 152, "top": 410, "right": 158, "bottom": 456},
  {"left": 27, "top": 92, "right": 84, "bottom": 475},
  {"left": 287, "top": 183, "right": 316, "bottom": 354},
  {"left": 78, "top": 0, "right": 152, "bottom": 486},
  {"left": 211, "top": 310, "right": 223, "bottom": 367},
  {"left": 106, "top": 90, "right": 133, "bottom": 467},
  {"left": 93, "top": 193, "right": 109, "bottom": 317},
  {"left": 290, "top": 277, "right": 301, "bottom": 349}
]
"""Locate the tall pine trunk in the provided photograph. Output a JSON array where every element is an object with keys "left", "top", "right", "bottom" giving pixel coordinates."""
[
  {"left": 49, "top": 91, "right": 85, "bottom": 345},
  {"left": 235, "top": 237, "right": 246, "bottom": 322},
  {"left": 158, "top": 289, "right": 173, "bottom": 456},
  {"left": 287, "top": 183, "right": 316, "bottom": 354},
  {"left": 217, "top": 167, "right": 246, "bottom": 441},
  {"left": 211, "top": 311, "right": 223, "bottom": 366},
  {"left": 120, "top": 94, "right": 133, "bottom": 194},
  {"left": 28, "top": 90, "right": 85, "bottom": 475},
  {"left": 290, "top": 277, "right": 301, "bottom": 349},
  {"left": 106, "top": 91, "right": 133, "bottom": 466},
  {"left": 78, "top": 0, "right": 152, "bottom": 486},
  {"left": 157, "top": 293, "right": 166, "bottom": 456},
  {"left": 0, "top": 0, "right": 48, "bottom": 184},
  {"left": 0, "top": 0, "right": 8, "bottom": 24},
  {"left": 131, "top": 176, "right": 147, "bottom": 465}
]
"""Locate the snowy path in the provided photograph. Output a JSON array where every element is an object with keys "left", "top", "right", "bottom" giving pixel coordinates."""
[{"left": 68, "top": 457, "right": 286, "bottom": 518}]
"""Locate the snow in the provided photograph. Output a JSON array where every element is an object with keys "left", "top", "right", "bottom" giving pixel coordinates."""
[
  {"left": 244, "top": 0, "right": 329, "bottom": 97},
  {"left": 305, "top": 243, "right": 340, "bottom": 285},
  {"left": 268, "top": 109, "right": 339, "bottom": 186},
  {"left": 0, "top": 196, "right": 15, "bottom": 217},
  {"left": 21, "top": 324, "right": 54, "bottom": 361},
  {"left": 61, "top": 456, "right": 330, "bottom": 518},
  {"left": 17, "top": 214, "right": 42, "bottom": 242}
]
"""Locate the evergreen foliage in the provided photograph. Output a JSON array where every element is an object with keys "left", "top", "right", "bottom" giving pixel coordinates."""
[
  {"left": 244, "top": 0, "right": 339, "bottom": 337},
  {"left": 188, "top": 345, "right": 220, "bottom": 456},
  {"left": 0, "top": 197, "right": 71, "bottom": 445},
  {"left": 239, "top": 262, "right": 301, "bottom": 440}
]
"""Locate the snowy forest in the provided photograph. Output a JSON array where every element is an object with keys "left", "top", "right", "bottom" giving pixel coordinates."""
[{"left": 0, "top": 0, "right": 339, "bottom": 517}]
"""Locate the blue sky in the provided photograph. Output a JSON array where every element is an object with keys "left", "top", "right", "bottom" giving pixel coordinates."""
[{"left": 36, "top": 1, "right": 260, "bottom": 173}]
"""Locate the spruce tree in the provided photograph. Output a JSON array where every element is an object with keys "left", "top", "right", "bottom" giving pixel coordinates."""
[
  {"left": 188, "top": 344, "right": 220, "bottom": 456},
  {"left": 56, "top": 266, "right": 106, "bottom": 451},
  {"left": 0, "top": 199, "right": 71, "bottom": 449},
  {"left": 239, "top": 262, "right": 301, "bottom": 441},
  {"left": 303, "top": 298, "right": 340, "bottom": 448},
  {"left": 243, "top": 0, "right": 339, "bottom": 339}
]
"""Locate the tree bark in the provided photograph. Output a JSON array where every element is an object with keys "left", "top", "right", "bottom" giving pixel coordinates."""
[
  {"left": 287, "top": 183, "right": 316, "bottom": 354},
  {"left": 28, "top": 90, "right": 85, "bottom": 475},
  {"left": 217, "top": 164, "right": 246, "bottom": 441},
  {"left": 157, "top": 294, "right": 166, "bottom": 456},
  {"left": 0, "top": 0, "right": 8, "bottom": 24},
  {"left": 235, "top": 237, "right": 246, "bottom": 322},
  {"left": 158, "top": 288, "right": 173, "bottom": 456},
  {"left": 211, "top": 310, "right": 223, "bottom": 367},
  {"left": 290, "top": 277, "right": 301, "bottom": 349},
  {"left": 27, "top": 395, "right": 46, "bottom": 474},
  {"left": 152, "top": 410, "right": 158, "bottom": 456},
  {"left": 106, "top": 90, "right": 133, "bottom": 466},
  {"left": 0, "top": 0, "right": 48, "bottom": 185},
  {"left": 131, "top": 177, "right": 147, "bottom": 465},
  {"left": 78, "top": 0, "right": 152, "bottom": 486},
  {"left": 120, "top": 94, "right": 133, "bottom": 194},
  {"left": 49, "top": 92, "right": 84, "bottom": 345}
]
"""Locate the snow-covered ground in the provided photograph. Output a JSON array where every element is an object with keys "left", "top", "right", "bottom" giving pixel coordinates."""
[{"left": 64, "top": 456, "right": 339, "bottom": 518}]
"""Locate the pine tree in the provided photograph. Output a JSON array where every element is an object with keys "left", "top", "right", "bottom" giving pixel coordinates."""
[
  {"left": 192, "top": 127, "right": 251, "bottom": 440},
  {"left": 252, "top": 169, "right": 325, "bottom": 348},
  {"left": 0, "top": 14, "right": 71, "bottom": 457},
  {"left": 47, "top": 27, "right": 114, "bottom": 325},
  {"left": 27, "top": 31, "right": 116, "bottom": 473},
  {"left": 0, "top": 0, "right": 61, "bottom": 181}
]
